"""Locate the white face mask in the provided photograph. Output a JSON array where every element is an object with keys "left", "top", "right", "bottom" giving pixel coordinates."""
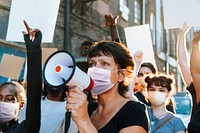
[
  {"left": 87, "top": 67, "right": 116, "bottom": 95},
  {"left": 0, "top": 102, "right": 19, "bottom": 123},
  {"left": 148, "top": 91, "right": 167, "bottom": 106}
]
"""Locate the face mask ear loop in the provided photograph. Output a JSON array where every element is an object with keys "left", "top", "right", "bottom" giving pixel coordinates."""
[
  {"left": 111, "top": 69, "right": 126, "bottom": 84},
  {"left": 111, "top": 68, "right": 126, "bottom": 74}
]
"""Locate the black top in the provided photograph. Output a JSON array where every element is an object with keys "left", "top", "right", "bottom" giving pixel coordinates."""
[
  {"left": 89, "top": 100, "right": 149, "bottom": 133},
  {"left": 187, "top": 83, "right": 200, "bottom": 133},
  {"left": 2, "top": 32, "right": 42, "bottom": 133},
  {"left": 188, "top": 103, "right": 200, "bottom": 133},
  {"left": 187, "top": 83, "right": 198, "bottom": 118}
]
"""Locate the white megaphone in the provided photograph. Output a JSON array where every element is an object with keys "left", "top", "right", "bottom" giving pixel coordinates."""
[{"left": 43, "top": 50, "right": 94, "bottom": 91}]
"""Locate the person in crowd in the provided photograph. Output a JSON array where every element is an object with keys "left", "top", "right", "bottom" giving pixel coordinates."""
[
  {"left": 103, "top": 13, "right": 176, "bottom": 113},
  {"left": 126, "top": 50, "right": 143, "bottom": 100},
  {"left": 23, "top": 22, "right": 78, "bottom": 132},
  {"left": 135, "top": 61, "right": 176, "bottom": 113},
  {"left": 13, "top": 79, "right": 27, "bottom": 123},
  {"left": 103, "top": 13, "right": 155, "bottom": 102},
  {"left": 131, "top": 50, "right": 143, "bottom": 93},
  {"left": 177, "top": 22, "right": 198, "bottom": 119},
  {"left": 86, "top": 13, "right": 136, "bottom": 103},
  {"left": 0, "top": 20, "right": 42, "bottom": 133},
  {"left": 188, "top": 27, "right": 200, "bottom": 133},
  {"left": 103, "top": 13, "right": 138, "bottom": 100},
  {"left": 134, "top": 62, "right": 157, "bottom": 106},
  {"left": 66, "top": 41, "right": 149, "bottom": 132},
  {"left": 86, "top": 13, "right": 120, "bottom": 105},
  {"left": 133, "top": 51, "right": 177, "bottom": 114},
  {"left": 18, "top": 82, "right": 78, "bottom": 133},
  {"left": 145, "top": 74, "right": 186, "bottom": 133},
  {"left": 40, "top": 83, "right": 78, "bottom": 133}
]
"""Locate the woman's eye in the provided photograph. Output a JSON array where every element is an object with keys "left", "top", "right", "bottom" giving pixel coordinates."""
[
  {"left": 149, "top": 88, "right": 155, "bottom": 91},
  {"left": 7, "top": 98, "right": 15, "bottom": 101},
  {"left": 159, "top": 89, "right": 166, "bottom": 92},
  {"left": 103, "top": 62, "right": 109, "bottom": 66}
]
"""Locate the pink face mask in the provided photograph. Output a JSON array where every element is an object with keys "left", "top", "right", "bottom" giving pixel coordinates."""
[
  {"left": 0, "top": 102, "right": 18, "bottom": 123},
  {"left": 87, "top": 67, "right": 116, "bottom": 95}
]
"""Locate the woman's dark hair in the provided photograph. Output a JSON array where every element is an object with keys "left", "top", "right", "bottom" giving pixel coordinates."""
[
  {"left": 141, "top": 62, "right": 157, "bottom": 74},
  {"left": 87, "top": 41, "right": 134, "bottom": 97},
  {"left": 145, "top": 73, "right": 175, "bottom": 92},
  {"left": 0, "top": 81, "right": 26, "bottom": 102}
]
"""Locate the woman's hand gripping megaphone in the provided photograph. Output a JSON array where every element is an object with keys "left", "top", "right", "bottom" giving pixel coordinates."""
[{"left": 65, "top": 86, "right": 89, "bottom": 125}]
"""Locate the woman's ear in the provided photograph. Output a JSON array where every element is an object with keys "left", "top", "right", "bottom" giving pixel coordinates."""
[
  {"left": 118, "top": 69, "right": 127, "bottom": 82},
  {"left": 19, "top": 101, "right": 25, "bottom": 110}
]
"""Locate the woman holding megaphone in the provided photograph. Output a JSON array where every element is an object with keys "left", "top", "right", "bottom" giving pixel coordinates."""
[{"left": 66, "top": 41, "right": 149, "bottom": 133}]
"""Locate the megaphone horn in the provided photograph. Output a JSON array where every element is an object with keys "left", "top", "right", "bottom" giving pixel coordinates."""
[{"left": 43, "top": 50, "right": 94, "bottom": 91}]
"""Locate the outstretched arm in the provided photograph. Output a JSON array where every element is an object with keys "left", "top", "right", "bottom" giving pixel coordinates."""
[
  {"left": 23, "top": 20, "right": 42, "bottom": 133},
  {"left": 177, "top": 22, "right": 192, "bottom": 86},
  {"left": 126, "top": 50, "right": 143, "bottom": 100},
  {"left": 190, "top": 31, "right": 200, "bottom": 103},
  {"left": 103, "top": 13, "right": 121, "bottom": 42}
]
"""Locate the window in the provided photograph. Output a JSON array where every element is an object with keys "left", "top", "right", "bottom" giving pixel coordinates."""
[
  {"left": 133, "top": 0, "right": 142, "bottom": 24},
  {"left": 119, "top": 0, "right": 129, "bottom": 21}
]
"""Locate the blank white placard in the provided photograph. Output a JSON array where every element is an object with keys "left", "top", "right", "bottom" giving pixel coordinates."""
[
  {"left": 6, "top": 0, "right": 61, "bottom": 43},
  {"left": 124, "top": 24, "right": 155, "bottom": 65}
]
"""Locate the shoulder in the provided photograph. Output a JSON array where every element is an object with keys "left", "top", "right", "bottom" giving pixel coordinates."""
[
  {"left": 171, "top": 114, "right": 185, "bottom": 124},
  {"left": 118, "top": 101, "right": 149, "bottom": 132},
  {"left": 121, "top": 101, "right": 148, "bottom": 121},
  {"left": 167, "top": 113, "right": 186, "bottom": 129},
  {"left": 124, "top": 100, "right": 146, "bottom": 110},
  {"left": 117, "top": 100, "right": 146, "bottom": 115}
]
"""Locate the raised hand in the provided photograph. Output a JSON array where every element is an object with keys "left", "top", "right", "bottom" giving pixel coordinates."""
[
  {"left": 134, "top": 50, "right": 143, "bottom": 65},
  {"left": 22, "top": 20, "right": 40, "bottom": 41},
  {"left": 179, "top": 21, "right": 190, "bottom": 36},
  {"left": 193, "top": 31, "right": 200, "bottom": 44},
  {"left": 22, "top": 20, "right": 42, "bottom": 51},
  {"left": 102, "top": 13, "right": 119, "bottom": 27}
]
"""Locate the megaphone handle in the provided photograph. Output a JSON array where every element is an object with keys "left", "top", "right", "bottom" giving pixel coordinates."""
[{"left": 65, "top": 111, "right": 71, "bottom": 133}]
